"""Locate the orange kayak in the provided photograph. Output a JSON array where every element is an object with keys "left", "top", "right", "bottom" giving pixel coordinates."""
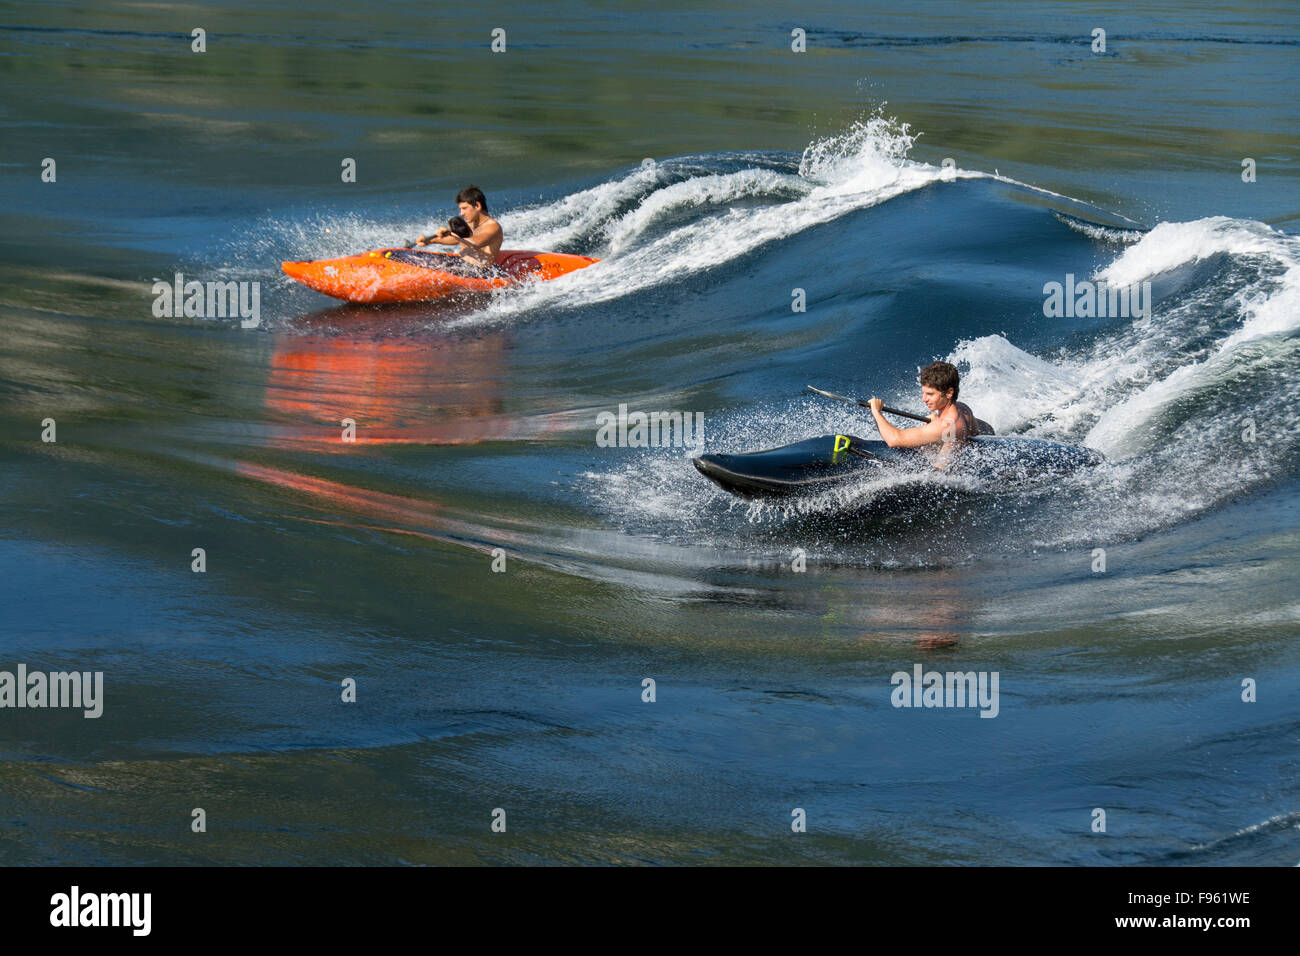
[{"left": 281, "top": 248, "right": 599, "bottom": 304}]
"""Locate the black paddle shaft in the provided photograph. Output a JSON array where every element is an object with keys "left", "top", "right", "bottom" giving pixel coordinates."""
[
  {"left": 806, "top": 386, "right": 930, "bottom": 423},
  {"left": 807, "top": 385, "right": 996, "bottom": 434}
]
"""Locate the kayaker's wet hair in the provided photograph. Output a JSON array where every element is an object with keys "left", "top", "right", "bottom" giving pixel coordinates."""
[
  {"left": 920, "top": 361, "right": 960, "bottom": 400},
  {"left": 456, "top": 186, "right": 488, "bottom": 213}
]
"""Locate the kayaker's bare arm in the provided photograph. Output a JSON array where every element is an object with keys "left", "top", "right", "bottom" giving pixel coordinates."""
[
  {"left": 416, "top": 229, "right": 467, "bottom": 247},
  {"left": 868, "top": 398, "right": 949, "bottom": 448},
  {"left": 419, "top": 220, "right": 502, "bottom": 264}
]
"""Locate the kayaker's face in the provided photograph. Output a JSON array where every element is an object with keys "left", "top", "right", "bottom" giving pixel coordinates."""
[
  {"left": 458, "top": 201, "right": 482, "bottom": 226},
  {"left": 921, "top": 385, "right": 953, "bottom": 411}
]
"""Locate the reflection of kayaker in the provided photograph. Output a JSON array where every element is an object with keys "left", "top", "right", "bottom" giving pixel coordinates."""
[
  {"left": 411, "top": 185, "right": 502, "bottom": 268},
  {"left": 265, "top": 314, "right": 514, "bottom": 447}
]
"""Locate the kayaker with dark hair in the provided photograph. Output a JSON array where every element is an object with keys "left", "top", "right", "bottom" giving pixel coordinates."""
[
  {"left": 868, "top": 361, "right": 981, "bottom": 469},
  {"left": 415, "top": 186, "right": 503, "bottom": 267}
]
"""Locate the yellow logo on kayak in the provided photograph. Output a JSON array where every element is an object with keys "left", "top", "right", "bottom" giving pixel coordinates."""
[{"left": 832, "top": 434, "right": 850, "bottom": 463}]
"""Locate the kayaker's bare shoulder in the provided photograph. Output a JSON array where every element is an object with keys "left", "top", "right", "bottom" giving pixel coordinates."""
[
  {"left": 945, "top": 400, "right": 977, "bottom": 441},
  {"left": 469, "top": 213, "right": 503, "bottom": 265}
]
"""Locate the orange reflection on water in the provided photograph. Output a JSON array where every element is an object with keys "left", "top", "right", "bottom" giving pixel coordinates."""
[
  {"left": 236, "top": 460, "right": 444, "bottom": 525},
  {"left": 234, "top": 458, "right": 536, "bottom": 554},
  {"left": 265, "top": 302, "right": 543, "bottom": 448}
]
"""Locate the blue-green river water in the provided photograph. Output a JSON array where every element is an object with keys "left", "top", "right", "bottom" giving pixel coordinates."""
[{"left": 0, "top": 1, "right": 1297, "bottom": 864}]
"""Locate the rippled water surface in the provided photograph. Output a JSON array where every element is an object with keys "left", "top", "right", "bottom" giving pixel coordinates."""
[{"left": 0, "top": 0, "right": 1297, "bottom": 864}]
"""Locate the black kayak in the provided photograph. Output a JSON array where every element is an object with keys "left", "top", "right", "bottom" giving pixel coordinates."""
[{"left": 693, "top": 434, "right": 1105, "bottom": 499}]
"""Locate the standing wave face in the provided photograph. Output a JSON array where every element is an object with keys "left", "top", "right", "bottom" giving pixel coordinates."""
[
  {"left": 946, "top": 217, "right": 1300, "bottom": 546},
  {"left": 586, "top": 213, "right": 1298, "bottom": 564},
  {"left": 479, "top": 113, "right": 973, "bottom": 320},
  {"left": 224, "top": 111, "right": 966, "bottom": 327},
  {"left": 246, "top": 109, "right": 1124, "bottom": 331}
]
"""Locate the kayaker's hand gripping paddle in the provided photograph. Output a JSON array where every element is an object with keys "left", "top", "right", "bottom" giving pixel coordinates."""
[{"left": 406, "top": 216, "right": 476, "bottom": 249}]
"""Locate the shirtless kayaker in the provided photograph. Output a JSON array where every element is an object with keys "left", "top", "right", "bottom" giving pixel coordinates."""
[
  {"left": 415, "top": 186, "right": 503, "bottom": 268},
  {"left": 868, "top": 362, "right": 981, "bottom": 470}
]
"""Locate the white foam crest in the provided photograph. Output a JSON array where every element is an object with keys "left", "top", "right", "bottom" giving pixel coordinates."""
[
  {"left": 1052, "top": 213, "right": 1142, "bottom": 245},
  {"left": 1085, "top": 333, "right": 1300, "bottom": 456},
  {"left": 1094, "top": 216, "right": 1293, "bottom": 287},
  {"left": 459, "top": 113, "right": 967, "bottom": 322},
  {"left": 941, "top": 218, "right": 1300, "bottom": 458},
  {"left": 478, "top": 165, "right": 948, "bottom": 321},
  {"left": 798, "top": 114, "right": 916, "bottom": 185},
  {"left": 1083, "top": 223, "right": 1300, "bottom": 453},
  {"left": 603, "top": 167, "right": 797, "bottom": 254},
  {"left": 1085, "top": 360, "right": 1203, "bottom": 455},
  {"left": 501, "top": 165, "right": 661, "bottom": 250},
  {"left": 1225, "top": 260, "right": 1300, "bottom": 349},
  {"left": 947, "top": 336, "right": 1087, "bottom": 434}
]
